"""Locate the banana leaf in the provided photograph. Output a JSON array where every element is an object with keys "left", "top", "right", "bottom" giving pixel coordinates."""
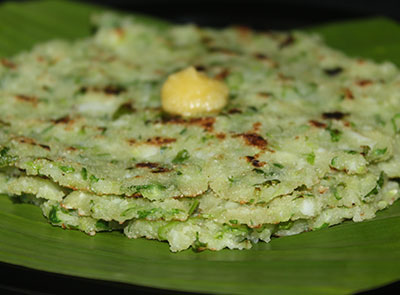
[{"left": 1, "top": 1, "right": 400, "bottom": 294}]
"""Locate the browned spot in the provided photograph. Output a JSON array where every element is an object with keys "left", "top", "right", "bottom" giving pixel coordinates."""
[
  {"left": 295, "top": 136, "right": 299, "bottom": 140},
  {"left": 66, "top": 146, "right": 78, "bottom": 152},
  {"left": 343, "top": 121, "right": 351, "bottom": 127},
  {"left": 215, "top": 68, "right": 230, "bottom": 80},
  {"left": 14, "top": 136, "right": 50, "bottom": 151},
  {"left": 356, "top": 79, "right": 373, "bottom": 87},
  {"left": 151, "top": 167, "right": 171, "bottom": 173},
  {"left": 103, "top": 85, "right": 126, "bottom": 95},
  {"left": 309, "top": 120, "right": 327, "bottom": 128},
  {"left": 194, "top": 65, "right": 206, "bottom": 71},
  {"left": 15, "top": 95, "right": 38, "bottom": 105},
  {"left": 146, "top": 137, "right": 176, "bottom": 145},
  {"left": 357, "top": 59, "right": 365, "bottom": 64},
  {"left": 248, "top": 224, "right": 263, "bottom": 229},
  {"left": 257, "top": 92, "right": 271, "bottom": 98},
  {"left": 126, "top": 138, "right": 136, "bottom": 145},
  {"left": 216, "top": 133, "right": 226, "bottom": 140},
  {"left": 201, "top": 36, "right": 214, "bottom": 45},
  {"left": 161, "top": 116, "right": 216, "bottom": 132},
  {"left": 235, "top": 26, "right": 251, "bottom": 39},
  {"left": 252, "top": 122, "right": 262, "bottom": 133},
  {"left": 233, "top": 133, "right": 268, "bottom": 149},
  {"left": 278, "top": 73, "right": 293, "bottom": 82},
  {"left": 209, "top": 47, "right": 238, "bottom": 55},
  {"left": 1, "top": 59, "right": 16, "bottom": 69},
  {"left": 279, "top": 34, "right": 295, "bottom": 49},
  {"left": 253, "top": 53, "right": 269, "bottom": 60},
  {"left": 227, "top": 108, "right": 242, "bottom": 114},
  {"left": 322, "top": 111, "right": 348, "bottom": 120},
  {"left": 245, "top": 155, "right": 266, "bottom": 167},
  {"left": 239, "top": 200, "right": 247, "bottom": 205},
  {"left": 52, "top": 115, "right": 72, "bottom": 124},
  {"left": 343, "top": 88, "right": 354, "bottom": 99},
  {"left": 319, "top": 186, "right": 328, "bottom": 194},
  {"left": 136, "top": 162, "right": 159, "bottom": 169},
  {"left": 125, "top": 192, "right": 143, "bottom": 198}
]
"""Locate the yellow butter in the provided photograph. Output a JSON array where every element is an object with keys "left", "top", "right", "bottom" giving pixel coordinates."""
[{"left": 161, "top": 67, "right": 229, "bottom": 117}]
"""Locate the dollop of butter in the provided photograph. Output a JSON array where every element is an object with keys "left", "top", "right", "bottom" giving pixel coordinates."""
[{"left": 161, "top": 67, "right": 229, "bottom": 117}]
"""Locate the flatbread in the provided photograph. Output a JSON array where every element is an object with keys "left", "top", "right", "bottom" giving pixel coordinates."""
[{"left": 1, "top": 12, "right": 399, "bottom": 251}]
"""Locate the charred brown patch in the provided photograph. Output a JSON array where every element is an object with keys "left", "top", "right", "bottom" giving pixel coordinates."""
[
  {"left": 234, "top": 133, "right": 268, "bottom": 149},
  {"left": 51, "top": 115, "right": 72, "bottom": 124},
  {"left": 356, "top": 79, "right": 373, "bottom": 87},
  {"left": 151, "top": 167, "right": 171, "bottom": 173},
  {"left": 227, "top": 108, "right": 242, "bottom": 114},
  {"left": 125, "top": 192, "right": 143, "bottom": 198},
  {"left": 103, "top": 85, "right": 126, "bottom": 95},
  {"left": 215, "top": 68, "right": 230, "bottom": 80},
  {"left": 66, "top": 146, "right": 78, "bottom": 152},
  {"left": 15, "top": 136, "right": 50, "bottom": 151},
  {"left": 136, "top": 162, "right": 160, "bottom": 169},
  {"left": 194, "top": 65, "right": 206, "bottom": 71},
  {"left": 322, "top": 111, "right": 348, "bottom": 120},
  {"left": 279, "top": 34, "right": 295, "bottom": 49},
  {"left": 252, "top": 122, "right": 262, "bottom": 133},
  {"left": 254, "top": 53, "right": 269, "bottom": 60},
  {"left": 208, "top": 47, "right": 238, "bottom": 55},
  {"left": 146, "top": 137, "right": 177, "bottom": 145},
  {"left": 324, "top": 67, "right": 343, "bottom": 76},
  {"left": 343, "top": 88, "right": 354, "bottom": 100},
  {"left": 257, "top": 92, "right": 272, "bottom": 98},
  {"left": 309, "top": 120, "right": 327, "bottom": 128},
  {"left": 15, "top": 95, "right": 38, "bottom": 105},
  {"left": 245, "top": 155, "right": 266, "bottom": 167},
  {"left": 201, "top": 36, "right": 214, "bottom": 45},
  {"left": 1, "top": 59, "right": 16, "bottom": 69},
  {"left": 161, "top": 116, "right": 216, "bottom": 132},
  {"left": 216, "top": 133, "right": 226, "bottom": 140},
  {"left": 126, "top": 139, "right": 136, "bottom": 145}
]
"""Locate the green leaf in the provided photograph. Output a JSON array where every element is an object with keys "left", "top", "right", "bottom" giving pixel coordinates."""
[
  {"left": 1, "top": 1, "right": 400, "bottom": 294},
  {"left": 172, "top": 149, "right": 190, "bottom": 164}
]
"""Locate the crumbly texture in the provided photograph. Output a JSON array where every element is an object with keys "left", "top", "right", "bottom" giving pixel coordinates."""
[{"left": 0, "top": 12, "right": 399, "bottom": 251}]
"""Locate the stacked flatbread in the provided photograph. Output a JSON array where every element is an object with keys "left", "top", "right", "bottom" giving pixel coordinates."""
[{"left": 1, "top": 13, "right": 399, "bottom": 251}]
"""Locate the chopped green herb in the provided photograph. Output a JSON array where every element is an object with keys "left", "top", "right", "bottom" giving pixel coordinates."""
[
  {"left": 313, "top": 223, "right": 329, "bottom": 231},
  {"left": 172, "top": 149, "right": 190, "bottom": 164},
  {"left": 81, "top": 167, "right": 88, "bottom": 180},
  {"left": 95, "top": 220, "right": 111, "bottom": 231},
  {"left": 59, "top": 165, "right": 75, "bottom": 173},
  {"left": 374, "top": 114, "right": 386, "bottom": 126},
  {"left": 89, "top": 174, "right": 99, "bottom": 183},
  {"left": 49, "top": 206, "right": 61, "bottom": 223},
  {"left": 229, "top": 219, "right": 238, "bottom": 225},
  {"left": 179, "top": 128, "right": 187, "bottom": 135},
  {"left": 391, "top": 113, "right": 400, "bottom": 134},
  {"left": 346, "top": 150, "right": 358, "bottom": 155},
  {"left": 192, "top": 232, "right": 208, "bottom": 252},
  {"left": 278, "top": 220, "right": 293, "bottom": 230},
  {"left": 273, "top": 163, "right": 284, "bottom": 169},
  {"left": 372, "top": 147, "right": 387, "bottom": 156},
  {"left": 330, "top": 156, "right": 338, "bottom": 166},
  {"left": 364, "top": 171, "right": 385, "bottom": 199},
  {"left": 0, "top": 147, "right": 17, "bottom": 167},
  {"left": 137, "top": 208, "right": 158, "bottom": 219},
  {"left": 305, "top": 152, "right": 315, "bottom": 165},
  {"left": 327, "top": 128, "right": 342, "bottom": 142},
  {"left": 188, "top": 199, "right": 200, "bottom": 215},
  {"left": 112, "top": 103, "right": 135, "bottom": 120}
]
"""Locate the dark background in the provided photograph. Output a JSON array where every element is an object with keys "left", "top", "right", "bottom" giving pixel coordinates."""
[{"left": 0, "top": 0, "right": 400, "bottom": 294}]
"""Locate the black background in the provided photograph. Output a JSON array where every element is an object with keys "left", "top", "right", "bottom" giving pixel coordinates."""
[{"left": 1, "top": 0, "right": 400, "bottom": 294}]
